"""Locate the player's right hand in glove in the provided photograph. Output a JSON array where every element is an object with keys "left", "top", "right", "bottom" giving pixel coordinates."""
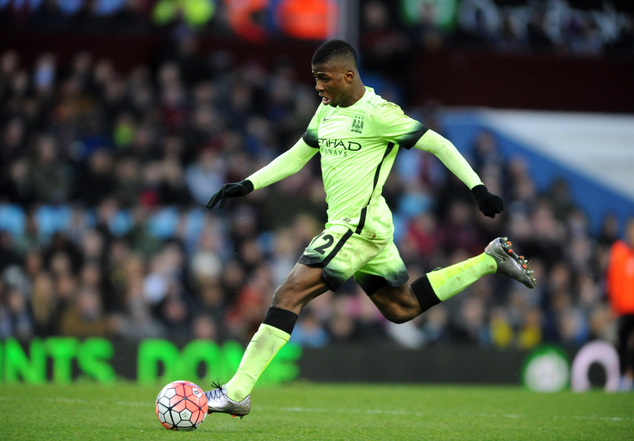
[
  {"left": 206, "top": 180, "right": 254, "bottom": 209},
  {"left": 471, "top": 184, "right": 503, "bottom": 218}
]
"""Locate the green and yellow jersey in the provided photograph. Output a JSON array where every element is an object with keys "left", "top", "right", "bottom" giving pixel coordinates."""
[
  {"left": 301, "top": 87, "right": 427, "bottom": 240},
  {"left": 247, "top": 87, "right": 482, "bottom": 241}
]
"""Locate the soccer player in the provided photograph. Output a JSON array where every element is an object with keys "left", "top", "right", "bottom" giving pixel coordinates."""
[{"left": 204, "top": 39, "right": 536, "bottom": 417}]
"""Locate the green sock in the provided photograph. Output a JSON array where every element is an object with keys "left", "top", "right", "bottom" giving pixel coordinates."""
[
  {"left": 225, "top": 323, "right": 290, "bottom": 401},
  {"left": 426, "top": 253, "right": 497, "bottom": 301}
]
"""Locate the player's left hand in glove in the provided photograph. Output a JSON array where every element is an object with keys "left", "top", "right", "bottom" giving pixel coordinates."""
[
  {"left": 206, "top": 180, "right": 254, "bottom": 209},
  {"left": 471, "top": 184, "right": 503, "bottom": 218}
]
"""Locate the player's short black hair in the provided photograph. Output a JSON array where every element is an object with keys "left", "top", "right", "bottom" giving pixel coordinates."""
[{"left": 312, "top": 39, "right": 358, "bottom": 67}]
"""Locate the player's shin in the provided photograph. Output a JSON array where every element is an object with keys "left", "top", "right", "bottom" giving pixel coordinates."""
[
  {"left": 411, "top": 253, "right": 496, "bottom": 310},
  {"left": 225, "top": 307, "right": 298, "bottom": 402}
]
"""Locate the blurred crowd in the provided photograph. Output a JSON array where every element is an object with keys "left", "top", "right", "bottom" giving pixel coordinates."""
[
  {"left": 360, "top": 0, "right": 634, "bottom": 82},
  {"left": 2, "top": 0, "right": 633, "bottom": 57},
  {"left": 0, "top": 33, "right": 627, "bottom": 352}
]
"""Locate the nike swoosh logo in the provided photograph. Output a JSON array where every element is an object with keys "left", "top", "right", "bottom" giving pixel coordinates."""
[{"left": 323, "top": 116, "right": 336, "bottom": 121}]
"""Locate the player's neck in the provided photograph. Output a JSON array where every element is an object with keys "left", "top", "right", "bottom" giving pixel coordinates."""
[{"left": 340, "top": 83, "right": 366, "bottom": 108}]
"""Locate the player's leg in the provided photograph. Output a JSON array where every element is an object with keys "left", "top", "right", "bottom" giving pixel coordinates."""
[
  {"left": 627, "top": 315, "right": 634, "bottom": 390},
  {"left": 365, "top": 283, "right": 423, "bottom": 323},
  {"left": 226, "top": 263, "right": 328, "bottom": 397},
  {"left": 362, "top": 237, "right": 535, "bottom": 323},
  {"left": 617, "top": 314, "right": 634, "bottom": 390},
  {"left": 366, "top": 253, "right": 497, "bottom": 323},
  {"left": 206, "top": 263, "right": 328, "bottom": 417},
  {"left": 354, "top": 239, "right": 423, "bottom": 323},
  {"left": 206, "top": 223, "right": 366, "bottom": 417}
]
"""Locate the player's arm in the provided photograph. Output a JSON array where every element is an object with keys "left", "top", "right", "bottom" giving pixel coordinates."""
[
  {"left": 206, "top": 138, "right": 317, "bottom": 209},
  {"left": 413, "top": 130, "right": 482, "bottom": 188},
  {"left": 413, "top": 130, "right": 503, "bottom": 218},
  {"left": 247, "top": 138, "right": 317, "bottom": 190}
]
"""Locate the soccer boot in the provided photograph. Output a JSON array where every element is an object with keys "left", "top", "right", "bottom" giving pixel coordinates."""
[
  {"left": 205, "top": 385, "right": 251, "bottom": 418},
  {"left": 485, "top": 237, "right": 536, "bottom": 289}
]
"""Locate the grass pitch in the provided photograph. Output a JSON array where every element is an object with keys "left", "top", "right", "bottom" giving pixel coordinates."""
[{"left": 1, "top": 382, "right": 632, "bottom": 440}]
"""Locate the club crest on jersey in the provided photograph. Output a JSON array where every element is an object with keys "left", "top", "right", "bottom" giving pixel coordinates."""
[{"left": 350, "top": 116, "right": 364, "bottom": 134}]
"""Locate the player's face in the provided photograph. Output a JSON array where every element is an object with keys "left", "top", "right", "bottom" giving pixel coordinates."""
[{"left": 311, "top": 60, "right": 354, "bottom": 107}]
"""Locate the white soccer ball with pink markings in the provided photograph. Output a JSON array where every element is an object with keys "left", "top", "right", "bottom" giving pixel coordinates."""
[{"left": 155, "top": 380, "right": 208, "bottom": 430}]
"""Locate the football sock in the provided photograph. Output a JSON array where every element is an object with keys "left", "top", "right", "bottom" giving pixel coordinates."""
[
  {"left": 410, "top": 275, "right": 440, "bottom": 312},
  {"left": 425, "top": 253, "right": 497, "bottom": 302},
  {"left": 225, "top": 307, "right": 298, "bottom": 402}
]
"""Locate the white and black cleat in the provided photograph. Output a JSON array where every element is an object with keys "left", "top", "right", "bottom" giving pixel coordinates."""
[
  {"left": 485, "top": 237, "right": 536, "bottom": 289},
  {"left": 205, "top": 384, "right": 251, "bottom": 418}
]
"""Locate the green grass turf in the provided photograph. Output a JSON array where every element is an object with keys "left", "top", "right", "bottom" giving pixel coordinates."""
[{"left": 1, "top": 382, "right": 632, "bottom": 441}]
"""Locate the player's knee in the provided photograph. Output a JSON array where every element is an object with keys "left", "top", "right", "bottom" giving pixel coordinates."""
[{"left": 382, "top": 306, "right": 416, "bottom": 324}]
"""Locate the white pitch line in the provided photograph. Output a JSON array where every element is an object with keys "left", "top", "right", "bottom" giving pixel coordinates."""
[{"left": 1, "top": 397, "right": 628, "bottom": 423}]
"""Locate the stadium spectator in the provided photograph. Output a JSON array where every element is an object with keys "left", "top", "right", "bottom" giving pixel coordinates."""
[
  {"left": 607, "top": 217, "right": 634, "bottom": 391},
  {"left": 28, "top": 134, "right": 73, "bottom": 204},
  {"left": 58, "top": 285, "right": 108, "bottom": 338},
  {"left": 74, "top": 148, "right": 116, "bottom": 206}
]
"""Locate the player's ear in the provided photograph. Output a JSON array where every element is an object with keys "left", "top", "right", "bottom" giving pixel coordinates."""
[{"left": 344, "top": 69, "right": 355, "bottom": 83}]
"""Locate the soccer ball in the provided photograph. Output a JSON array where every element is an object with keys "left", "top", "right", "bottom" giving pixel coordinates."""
[{"left": 155, "top": 380, "right": 208, "bottom": 430}]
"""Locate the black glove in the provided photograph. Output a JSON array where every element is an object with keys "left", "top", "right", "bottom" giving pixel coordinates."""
[
  {"left": 206, "top": 180, "right": 254, "bottom": 209},
  {"left": 471, "top": 184, "right": 503, "bottom": 218}
]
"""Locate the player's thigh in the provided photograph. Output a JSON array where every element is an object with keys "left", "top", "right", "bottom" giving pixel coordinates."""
[
  {"left": 354, "top": 242, "right": 419, "bottom": 321},
  {"left": 298, "top": 223, "right": 384, "bottom": 292},
  {"left": 353, "top": 240, "right": 409, "bottom": 295}
]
